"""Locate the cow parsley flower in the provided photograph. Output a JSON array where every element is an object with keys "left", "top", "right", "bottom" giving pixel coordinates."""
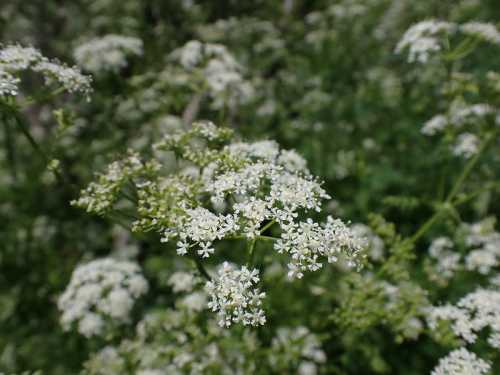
[
  {"left": 431, "top": 348, "right": 491, "bottom": 375},
  {"left": 0, "top": 44, "right": 92, "bottom": 98},
  {"left": 462, "top": 218, "right": 500, "bottom": 274},
  {"left": 427, "top": 236, "right": 461, "bottom": 282},
  {"left": 428, "top": 288, "right": 500, "bottom": 347},
  {"left": 277, "top": 217, "right": 363, "bottom": 279},
  {"left": 168, "top": 271, "right": 198, "bottom": 293},
  {"left": 452, "top": 133, "right": 480, "bottom": 158},
  {"left": 270, "top": 326, "right": 327, "bottom": 373},
  {"left": 0, "top": 69, "right": 20, "bottom": 96},
  {"left": 422, "top": 114, "right": 448, "bottom": 135},
  {"left": 395, "top": 20, "right": 455, "bottom": 63},
  {"left": 75, "top": 121, "right": 364, "bottom": 325},
  {"left": 351, "top": 223, "right": 384, "bottom": 261},
  {"left": 72, "top": 150, "right": 161, "bottom": 215},
  {"left": 58, "top": 258, "right": 148, "bottom": 337},
  {"left": 205, "top": 262, "right": 266, "bottom": 327},
  {"left": 461, "top": 22, "right": 500, "bottom": 45},
  {"left": 74, "top": 34, "right": 143, "bottom": 73},
  {"left": 170, "top": 40, "right": 254, "bottom": 109}
]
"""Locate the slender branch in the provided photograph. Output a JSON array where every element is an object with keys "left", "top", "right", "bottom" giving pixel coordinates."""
[
  {"left": 409, "top": 132, "right": 495, "bottom": 244},
  {"left": 256, "top": 235, "right": 278, "bottom": 242},
  {"left": 260, "top": 220, "right": 276, "bottom": 234},
  {"left": 2, "top": 114, "right": 17, "bottom": 181},
  {"left": 246, "top": 239, "right": 257, "bottom": 267},
  {"left": 445, "top": 133, "right": 495, "bottom": 203},
  {"left": 192, "top": 255, "right": 212, "bottom": 281},
  {"left": 452, "top": 182, "right": 500, "bottom": 206}
]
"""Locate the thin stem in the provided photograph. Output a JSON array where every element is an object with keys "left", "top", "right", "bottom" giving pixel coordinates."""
[
  {"left": 192, "top": 255, "right": 212, "bottom": 281},
  {"left": 12, "top": 111, "right": 48, "bottom": 163},
  {"left": 409, "top": 209, "right": 444, "bottom": 244},
  {"left": 409, "top": 133, "right": 495, "bottom": 244},
  {"left": 2, "top": 114, "right": 17, "bottom": 182},
  {"left": 246, "top": 239, "right": 257, "bottom": 267},
  {"left": 256, "top": 235, "right": 278, "bottom": 242},
  {"left": 445, "top": 133, "right": 494, "bottom": 203},
  {"left": 452, "top": 182, "right": 500, "bottom": 206},
  {"left": 260, "top": 220, "right": 276, "bottom": 234}
]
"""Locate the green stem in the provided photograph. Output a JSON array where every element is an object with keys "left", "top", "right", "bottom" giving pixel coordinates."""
[
  {"left": 256, "top": 235, "right": 278, "bottom": 242},
  {"left": 409, "top": 132, "right": 495, "bottom": 244},
  {"left": 452, "top": 182, "right": 499, "bottom": 206},
  {"left": 260, "top": 220, "right": 276, "bottom": 234},
  {"left": 192, "top": 255, "right": 212, "bottom": 281},
  {"left": 246, "top": 239, "right": 257, "bottom": 267},
  {"left": 2, "top": 114, "right": 17, "bottom": 182},
  {"left": 12, "top": 111, "right": 48, "bottom": 163},
  {"left": 445, "top": 133, "right": 494, "bottom": 203}
]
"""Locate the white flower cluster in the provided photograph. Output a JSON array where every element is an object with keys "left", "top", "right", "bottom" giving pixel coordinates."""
[
  {"left": 0, "top": 44, "right": 92, "bottom": 98},
  {"left": 270, "top": 326, "right": 327, "bottom": 374},
  {"left": 427, "top": 236, "right": 461, "bottom": 282},
  {"left": 172, "top": 207, "right": 237, "bottom": 258},
  {"left": 149, "top": 123, "right": 364, "bottom": 280},
  {"left": 429, "top": 288, "right": 500, "bottom": 349},
  {"left": 461, "top": 22, "right": 500, "bottom": 45},
  {"left": 74, "top": 34, "right": 143, "bottom": 73},
  {"left": 0, "top": 69, "right": 20, "bottom": 96},
  {"left": 431, "top": 348, "right": 491, "bottom": 375},
  {"left": 351, "top": 223, "right": 384, "bottom": 261},
  {"left": 421, "top": 103, "right": 497, "bottom": 159},
  {"left": 276, "top": 217, "right": 362, "bottom": 279},
  {"left": 72, "top": 150, "right": 161, "bottom": 215},
  {"left": 58, "top": 258, "right": 148, "bottom": 337},
  {"left": 463, "top": 218, "right": 500, "bottom": 275},
  {"left": 452, "top": 132, "right": 480, "bottom": 159},
  {"left": 422, "top": 104, "right": 495, "bottom": 136},
  {"left": 168, "top": 271, "right": 198, "bottom": 293},
  {"left": 205, "top": 262, "right": 266, "bottom": 327},
  {"left": 170, "top": 40, "right": 254, "bottom": 109},
  {"left": 395, "top": 20, "right": 455, "bottom": 63},
  {"left": 396, "top": 20, "right": 500, "bottom": 63},
  {"left": 75, "top": 122, "right": 364, "bottom": 325}
]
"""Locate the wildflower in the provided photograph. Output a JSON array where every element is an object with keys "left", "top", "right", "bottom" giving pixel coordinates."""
[
  {"left": 0, "top": 44, "right": 92, "bottom": 98},
  {"left": 58, "top": 258, "right": 148, "bottom": 337},
  {"left": 428, "top": 288, "right": 500, "bottom": 346},
  {"left": 205, "top": 262, "right": 266, "bottom": 327},
  {"left": 395, "top": 20, "right": 455, "bottom": 63},
  {"left": 431, "top": 348, "right": 490, "bottom": 375},
  {"left": 74, "top": 35, "right": 143, "bottom": 73},
  {"left": 461, "top": 22, "right": 500, "bottom": 45}
]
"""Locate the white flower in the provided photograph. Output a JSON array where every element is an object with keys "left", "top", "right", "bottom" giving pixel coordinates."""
[
  {"left": 453, "top": 133, "right": 479, "bottom": 159},
  {"left": 422, "top": 114, "right": 448, "bottom": 135},
  {"left": 205, "top": 262, "right": 266, "bottom": 327},
  {"left": 277, "top": 217, "right": 364, "bottom": 279},
  {"left": 395, "top": 20, "right": 455, "bottom": 63},
  {"left": 431, "top": 348, "right": 490, "bottom": 375},
  {"left": 74, "top": 34, "right": 143, "bottom": 73},
  {"left": 178, "top": 291, "right": 207, "bottom": 312},
  {"left": 168, "top": 271, "right": 197, "bottom": 293},
  {"left": 170, "top": 40, "right": 253, "bottom": 109},
  {"left": 0, "top": 69, "right": 20, "bottom": 96},
  {"left": 58, "top": 258, "right": 148, "bottom": 337},
  {"left": 427, "top": 236, "right": 461, "bottom": 280},
  {"left": 461, "top": 22, "right": 500, "bottom": 45},
  {"left": 0, "top": 44, "right": 92, "bottom": 98},
  {"left": 78, "top": 312, "right": 104, "bottom": 338},
  {"left": 351, "top": 223, "right": 384, "bottom": 261},
  {"left": 428, "top": 288, "right": 500, "bottom": 347}
]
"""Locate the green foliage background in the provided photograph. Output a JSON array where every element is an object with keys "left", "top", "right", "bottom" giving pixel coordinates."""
[{"left": 1, "top": 0, "right": 499, "bottom": 374}]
